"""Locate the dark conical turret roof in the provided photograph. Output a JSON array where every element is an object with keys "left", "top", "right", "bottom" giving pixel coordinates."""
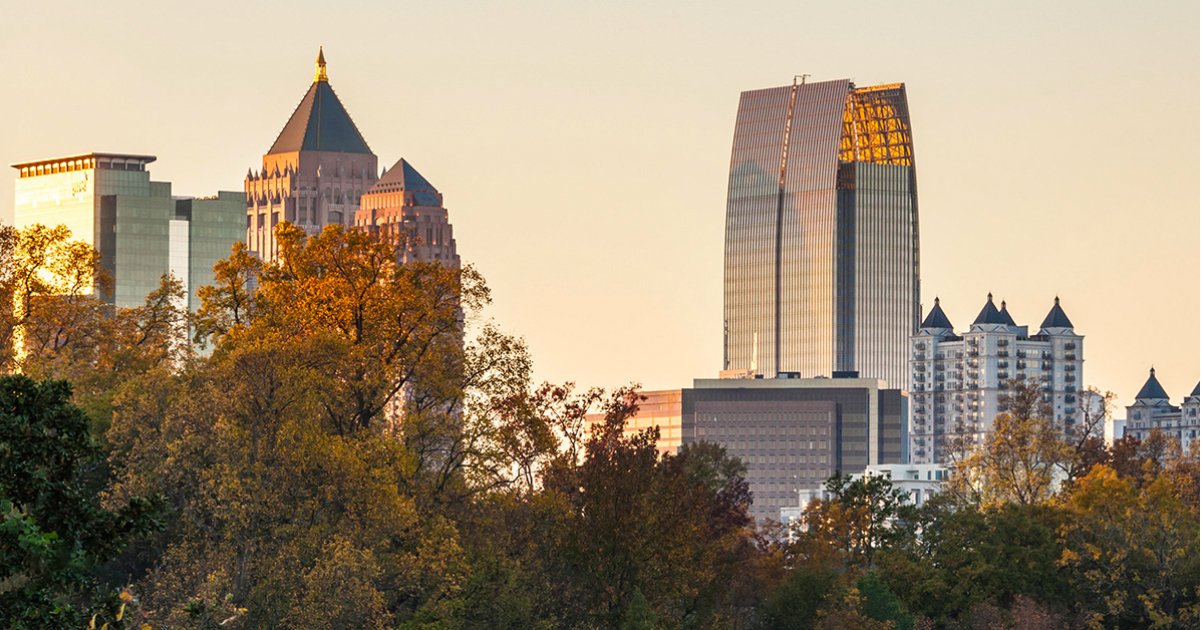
[
  {"left": 1039, "top": 296, "right": 1074, "bottom": 329},
  {"left": 1190, "top": 382, "right": 1199, "bottom": 398},
  {"left": 920, "top": 297, "right": 954, "bottom": 329},
  {"left": 972, "top": 293, "right": 1007, "bottom": 325},
  {"left": 267, "top": 56, "right": 373, "bottom": 155},
  {"left": 999, "top": 301, "right": 1017, "bottom": 326},
  {"left": 1135, "top": 367, "right": 1170, "bottom": 400},
  {"left": 368, "top": 158, "right": 441, "bottom": 206}
]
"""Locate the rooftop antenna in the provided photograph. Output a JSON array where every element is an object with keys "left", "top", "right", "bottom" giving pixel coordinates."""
[{"left": 794, "top": 74, "right": 811, "bottom": 85}]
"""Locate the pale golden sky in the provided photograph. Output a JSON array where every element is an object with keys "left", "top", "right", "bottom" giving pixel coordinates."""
[{"left": 1, "top": 1, "right": 1197, "bottom": 408}]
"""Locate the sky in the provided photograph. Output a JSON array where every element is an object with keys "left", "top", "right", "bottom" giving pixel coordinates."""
[{"left": 0, "top": 0, "right": 1197, "bottom": 409}]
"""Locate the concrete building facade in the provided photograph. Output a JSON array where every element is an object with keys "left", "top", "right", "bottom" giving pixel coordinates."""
[
  {"left": 909, "top": 295, "right": 1084, "bottom": 464},
  {"left": 246, "top": 49, "right": 378, "bottom": 260}
]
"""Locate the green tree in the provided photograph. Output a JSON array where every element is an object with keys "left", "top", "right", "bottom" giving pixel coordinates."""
[
  {"left": 0, "top": 375, "right": 160, "bottom": 628},
  {"left": 875, "top": 497, "right": 1071, "bottom": 626}
]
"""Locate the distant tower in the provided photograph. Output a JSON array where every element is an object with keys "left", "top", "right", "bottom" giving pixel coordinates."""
[
  {"left": 246, "top": 48, "right": 378, "bottom": 260},
  {"left": 723, "top": 80, "right": 919, "bottom": 387},
  {"left": 354, "top": 158, "right": 460, "bottom": 267}
]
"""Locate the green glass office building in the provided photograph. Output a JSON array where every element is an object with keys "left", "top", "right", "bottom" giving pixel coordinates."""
[{"left": 12, "top": 153, "right": 243, "bottom": 311}]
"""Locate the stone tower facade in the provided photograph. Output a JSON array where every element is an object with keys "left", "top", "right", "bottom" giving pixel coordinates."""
[
  {"left": 246, "top": 49, "right": 378, "bottom": 260},
  {"left": 354, "top": 158, "right": 459, "bottom": 268}
]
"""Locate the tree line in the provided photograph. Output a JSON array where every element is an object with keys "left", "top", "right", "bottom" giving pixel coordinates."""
[{"left": 0, "top": 223, "right": 1196, "bottom": 629}]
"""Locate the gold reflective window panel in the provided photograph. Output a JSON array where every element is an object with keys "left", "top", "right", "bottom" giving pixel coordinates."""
[{"left": 838, "top": 84, "right": 913, "bottom": 166}]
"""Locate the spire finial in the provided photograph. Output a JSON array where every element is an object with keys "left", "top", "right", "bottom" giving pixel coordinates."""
[
  {"left": 987, "top": 292, "right": 993, "bottom": 302},
  {"left": 1054, "top": 295, "right": 1060, "bottom": 305},
  {"left": 934, "top": 296, "right": 940, "bottom": 305},
  {"left": 315, "top": 47, "right": 328, "bottom": 83}
]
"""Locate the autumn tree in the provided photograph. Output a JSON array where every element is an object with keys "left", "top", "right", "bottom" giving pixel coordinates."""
[
  {"left": 1057, "top": 459, "right": 1199, "bottom": 627},
  {"left": 0, "top": 224, "right": 110, "bottom": 374},
  {"left": 948, "top": 379, "right": 1069, "bottom": 507}
]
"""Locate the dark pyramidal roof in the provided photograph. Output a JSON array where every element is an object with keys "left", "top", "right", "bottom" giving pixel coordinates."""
[
  {"left": 920, "top": 297, "right": 954, "bottom": 329},
  {"left": 1191, "top": 382, "right": 1200, "bottom": 398},
  {"left": 1000, "top": 301, "right": 1017, "bottom": 326},
  {"left": 972, "top": 293, "right": 1008, "bottom": 325},
  {"left": 267, "top": 51, "right": 373, "bottom": 155},
  {"left": 1040, "top": 296, "right": 1074, "bottom": 329},
  {"left": 370, "top": 158, "right": 441, "bottom": 206},
  {"left": 1135, "top": 367, "right": 1170, "bottom": 400}
]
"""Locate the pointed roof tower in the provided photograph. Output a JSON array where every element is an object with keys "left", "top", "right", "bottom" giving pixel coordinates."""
[
  {"left": 999, "top": 300, "right": 1017, "bottom": 327},
  {"left": 919, "top": 297, "right": 954, "bottom": 330},
  {"left": 1039, "top": 296, "right": 1075, "bottom": 330},
  {"left": 972, "top": 293, "right": 1007, "bottom": 326},
  {"left": 267, "top": 49, "right": 373, "bottom": 155},
  {"left": 368, "top": 158, "right": 442, "bottom": 206},
  {"left": 1191, "top": 382, "right": 1200, "bottom": 398},
  {"left": 1135, "top": 367, "right": 1170, "bottom": 401}
]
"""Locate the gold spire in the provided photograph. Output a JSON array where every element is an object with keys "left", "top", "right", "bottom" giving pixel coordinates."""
[{"left": 315, "top": 47, "right": 328, "bottom": 83}]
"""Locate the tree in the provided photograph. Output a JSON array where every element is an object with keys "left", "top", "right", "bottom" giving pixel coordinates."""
[
  {"left": 1057, "top": 463, "right": 1199, "bottom": 628},
  {"left": 875, "top": 498, "right": 1072, "bottom": 627},
  {"left": 192, "top": 240, "right": 261, "bottom": 346},
  {"left": 948, "top": 379, "right": 1069, "bottom": 507},
  {"left": 533, "top": 388, "right": 756, "bottom": 628},
  {"left": 1061, "top": 387, "right": 1114, "bottom": 485},
  {"left": 800, "top": 472, "right": 914, "bottom": 570},
  {"left": 0, "top": 375, "right": 160, "bottom": 628},
  {"left": 0, "top": 224, "right": 110, "bottom": 374}
]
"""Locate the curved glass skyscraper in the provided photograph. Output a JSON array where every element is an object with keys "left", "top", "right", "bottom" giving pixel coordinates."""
[{"left": 723, "top": 79, "right": 919, "bottom": 389}]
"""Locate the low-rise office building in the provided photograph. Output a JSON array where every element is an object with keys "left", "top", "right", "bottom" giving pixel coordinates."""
[
  {"left": 596, "top": 375, "right": 907, "bottom": 523},
  {"left": 12, "top": 153, "right": 243, "bottom": 311}
]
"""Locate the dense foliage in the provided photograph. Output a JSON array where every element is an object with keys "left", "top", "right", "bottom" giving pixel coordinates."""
[{"left": 1, "top": 223, "right": 1197, "bottom": 629}]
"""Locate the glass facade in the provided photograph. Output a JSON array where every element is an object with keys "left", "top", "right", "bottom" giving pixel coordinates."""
[
  {"left": 13, "top": 153, "right": 244, "bottom": 311},
  {"left": 724, "top": 81, "right": 919, "bottom": 389},
  {"left": 178, "top": 193, "right": 246, "bottom": 312}
]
